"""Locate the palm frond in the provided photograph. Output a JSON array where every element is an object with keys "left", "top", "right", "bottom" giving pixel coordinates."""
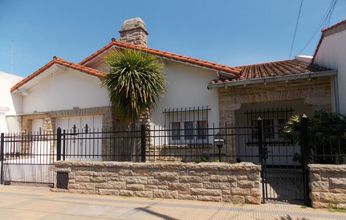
[{"left": 101, "top": 49, "right": 166, "bottom": 122}]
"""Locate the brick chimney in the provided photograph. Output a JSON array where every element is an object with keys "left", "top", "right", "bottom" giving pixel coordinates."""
[{"left": 119, "top": 17, "right": 148, "bottom": 47}]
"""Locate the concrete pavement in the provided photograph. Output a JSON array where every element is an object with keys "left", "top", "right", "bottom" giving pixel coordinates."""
[{"left": 0, "top": 185, "right": 345, "bottom": 220}]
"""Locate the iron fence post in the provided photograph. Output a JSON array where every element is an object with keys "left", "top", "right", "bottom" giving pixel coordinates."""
[
  {"left": 257, "top": 117, "right": 265, "bottom": 204},
  {"left": 140, "top": 124, "right": 146, "bottom": 162},
  {"left": 0, "top": 133, "right": 4, "bottom": 185},
  {"left": 62, "top": 130, "right": 66, "bottom": 161},
  {"left": 301, "top": 114, "right": 311, "bottom": 206},
  {"left": 57, "top": 128, "right": 62, "bottom": 161}
]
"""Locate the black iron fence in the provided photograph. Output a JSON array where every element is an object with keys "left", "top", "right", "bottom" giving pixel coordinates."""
[
  {"left": 0, "top": 117, "right": 345, "bottom": 205},
  {"left": 0, "top": 120, "right": 345, "bottom": 165}
]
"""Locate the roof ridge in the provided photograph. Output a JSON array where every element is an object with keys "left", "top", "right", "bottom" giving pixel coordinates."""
[
  {"left": 79, "top": 39, "right": 241, "bottom": 76},
  {"left": 11, "top": 57, "right": 105, "bottom": 92}
]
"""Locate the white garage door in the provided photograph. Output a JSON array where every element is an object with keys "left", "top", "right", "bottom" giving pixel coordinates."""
[
  {"left": 56, "top": 115, "right": 103, "bottom": 161},
  {"left": 56, "top": 115, "right": 102, "bottom": 131}
]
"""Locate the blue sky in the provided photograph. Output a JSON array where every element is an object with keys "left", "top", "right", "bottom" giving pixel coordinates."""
[{"left": 0, "top": 0, "right": 345, "bottom": 77}]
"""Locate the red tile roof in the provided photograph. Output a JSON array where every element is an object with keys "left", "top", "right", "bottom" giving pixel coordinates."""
[
  {"left": 210, "top": 59, "right": 330, "bottom": 84},
  {"left": 79, "top": 39, "right": 241, "bottom": 76},
  {"left": 11, "top": 57, "right": 105, "bottom": 92}
]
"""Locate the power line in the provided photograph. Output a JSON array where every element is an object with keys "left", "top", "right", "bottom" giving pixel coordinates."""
[
  {"left": 289, "top": 0, "right": 304, "bottom": 58},
  {"left": 297, "top": 0, "right": 337, "bottom": 54}
]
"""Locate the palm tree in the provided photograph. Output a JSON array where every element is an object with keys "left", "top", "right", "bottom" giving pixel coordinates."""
[{"left": 102, "top": 49, "right": 166, "bottom": 160}]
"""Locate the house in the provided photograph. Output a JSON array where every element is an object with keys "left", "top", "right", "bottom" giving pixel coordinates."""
[
  {"left": 312, "top": 19, "right": 346, "bottom": 115},
  {"left": 5, "top": 17, "right": 337, "bottom": 163},
  {"left": 0, "top": 71, "right": 22, "bottom": 133}
]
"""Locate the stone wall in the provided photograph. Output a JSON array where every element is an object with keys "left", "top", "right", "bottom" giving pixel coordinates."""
[
  {"left": 309, "top": 164, "right": 346, "bottom": 209},
  {"left": 219, "top": 77, "right": 332, "bottom": 126},
  {"left": 54, "top": 161, "right": 261, "bottom": 204}
]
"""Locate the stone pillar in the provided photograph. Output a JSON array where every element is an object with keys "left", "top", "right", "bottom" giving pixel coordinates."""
[
  {"left": 219, "top": 104, "right": 242, "bottom": 162},
  {"left": 119, "top": 17, "right": 148, "bottom": 47}
]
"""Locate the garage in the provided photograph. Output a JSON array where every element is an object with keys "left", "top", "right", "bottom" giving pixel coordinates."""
[
  {"left": 56, "top": 115, "right": 103, "bottom": 160},
  {"left": 56, "top": 115, "right": 103, "bottom": 131}
]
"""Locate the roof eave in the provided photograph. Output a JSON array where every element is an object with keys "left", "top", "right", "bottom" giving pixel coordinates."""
[{"left": 207, "top": 70, "right": 337, "bottom": 89}]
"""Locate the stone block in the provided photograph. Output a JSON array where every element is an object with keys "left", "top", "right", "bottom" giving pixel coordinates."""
[
  {"left": 126, "top": 176, "right": 148, "bottom": 184},
  {"left": 90, "top": 176, "right": 107, "bottom": 183},
  {"left": 168, "top": 183, "right": 190, "bottom": 192},
  {"left": 237, "top": 180, "right": 255, "bottom": 188},
  {"left": 153, "top": 190, "right": 178, "bottom": 199},
  {"left": 311, "top": 181, "right": 329, "bottom": 192},
  {"left": 126, "top": 184, "right": 145, "bottom": 191},
  {"left": 133, "top": 191, "right": 153, "bottom": 198},
  {"left": 178, "top": 194, "right": 197, "bottom": 200},
  {"left": 330, "top": 178, "right": 346, "bottom": 189},
  {"left": 153, "top": 172, "right": 178, "bottom": 181},
  {"left": 231, "top": 188, "right": 251, "bottom": 195},
  {"left": 179, "top": 176, "right": 202, "bottom": 183},
  {"left": 209, "top": 175, "right": 228, "bottom": 182},
  {"left": 191, "top": 188, "right": 221, "bottom": 196},
  {"left": 203, "top": 182, "right": 230, "bottom": 190},
  {"left": 98, "top": 189, "right": 119, "bottom": 196},
  {"left": 245, "top": 196, "right": 261, "bottom": 204},
  {"left": 119, "top": 190, "right": 134, "bottom": 196},
  {"left": 197, "top": 195, "right": 222, "bottom": 202},
  {"left": 78, "top": 183, "right": 95, "bottom": 190}
]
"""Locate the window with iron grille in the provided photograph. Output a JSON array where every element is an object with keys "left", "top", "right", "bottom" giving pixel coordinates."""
[
  {"left": 164, "top": 107, "right": 210, "bottom": 143},
  {"left": 245, "top": 108, "right": 294, "bottom": 145}
]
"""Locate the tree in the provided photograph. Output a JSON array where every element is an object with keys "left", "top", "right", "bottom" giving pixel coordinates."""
[
  {"left": 281, "top": 110, "right": 346, "bottom": 164},
  {"left": 102, "top": 49, "right": 166, "bottom": 123},
  {"left": 101, "top": 49, "right": 166, "bottom": 161}
]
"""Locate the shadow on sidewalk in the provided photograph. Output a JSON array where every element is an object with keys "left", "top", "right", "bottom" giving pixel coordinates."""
[{"left": 135, "top": 207, "right": 180, "bottom": 220}]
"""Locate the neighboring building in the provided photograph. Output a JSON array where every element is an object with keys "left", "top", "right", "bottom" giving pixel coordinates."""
[
  {"left": 0, "top": 71, "right": 22, "bottom": 133},
  {"left": 313, "top": 19, "right": 346, "bottom": 115}
]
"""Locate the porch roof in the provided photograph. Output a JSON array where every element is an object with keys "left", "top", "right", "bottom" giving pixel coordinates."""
[{"left": 208, "top": 59, "right": 335, "bottom": 88}]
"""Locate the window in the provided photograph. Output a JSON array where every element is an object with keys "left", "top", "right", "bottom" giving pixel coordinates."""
[
  {"left": 197, "top": 120, "right": 208, "bottom": 140},
  {"left": 245, "top": 108, "right": 294, "bottom": 145},
  {"left": 184, "top": 121, "right": 194, "bottom": 140},
  {"left": 163, "top": 107, "right": 210, "bottom": 143},
  {"left": 171, "top": 122, "right": 180, "bottom": 140}
]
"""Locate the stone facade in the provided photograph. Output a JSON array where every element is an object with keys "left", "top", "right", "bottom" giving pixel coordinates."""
[
  {"left": 219, "top": 77, "right": 332, "bottom": 126},
  {"left": 54, "top": 161, "right": 261, "bottom": 204},
  {"left": 218, "top": 78, "right": 332, "bottom": 162},
  {"left": 309, "top": 164, "right": 346, "bottom": 209}
]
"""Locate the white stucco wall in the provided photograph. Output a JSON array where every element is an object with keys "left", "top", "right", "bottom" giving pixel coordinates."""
[
  {"left": 150, "top": 61, "right": 219, "bottom": 128},
  {"left": 0, "top": 72, "right": 22, "bottom": 133},
  {"left": 314, "top": 30, "right": 346, "bottom": 115},
  {"left": 21, "top": 65, "right": 110, "bottom": 113},
  {"left": 89, "top": 58, "right": 220, "bottom": 128}
]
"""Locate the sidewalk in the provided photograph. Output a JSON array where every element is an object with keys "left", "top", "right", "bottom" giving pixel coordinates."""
[{"left": 0, "top": 185, "right": 345, "bottom": 220}]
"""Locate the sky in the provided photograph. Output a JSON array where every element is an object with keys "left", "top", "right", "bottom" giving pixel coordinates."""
[{"left": 0, "top": 0, "right": 345, "bottom": 77}]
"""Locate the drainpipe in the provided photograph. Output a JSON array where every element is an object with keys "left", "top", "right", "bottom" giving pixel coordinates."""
[{"left": 333, "top": 73, "right": 340, "bottom": 113}]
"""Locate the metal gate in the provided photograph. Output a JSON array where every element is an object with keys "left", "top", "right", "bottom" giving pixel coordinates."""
[
  {"left": 0, "top": 132, "right": 56, "bottom": 186},
  {"left": 256, "top": 114, "right": 310, "bottom": 205}
]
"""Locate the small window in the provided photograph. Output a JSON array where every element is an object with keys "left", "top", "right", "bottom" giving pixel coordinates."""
[
  {"left": 171, "top": 122, "right": 181, "bottom": 140},
  {"left": 184, "top": 121, "right": 194, "bottom": 140},
  {"left": 197, "top": 120, "right": 208, "bottom": 140}
]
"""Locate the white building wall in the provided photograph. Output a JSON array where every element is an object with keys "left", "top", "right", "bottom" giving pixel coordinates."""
[
  {"left": 21, "top": 67, "right": 110, "bottom": 113},
  {"left": 0, "top": 72, "right": 22, "bottom": 133},
  {"left": 314, "top": 30, "right": 346, "bottom": 115},
  {"left": 150, "top": 61, "right": 219, "bottom": 128}
]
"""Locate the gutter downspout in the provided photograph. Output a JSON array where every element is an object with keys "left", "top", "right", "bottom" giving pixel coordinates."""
[{"left": 333, "top": 72, "right": 340, "bottom": 113}]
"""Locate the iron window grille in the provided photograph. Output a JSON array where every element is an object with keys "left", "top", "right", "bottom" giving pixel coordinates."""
[
  {"left": 163, "top": 106, "right": 210, "bottom": 144},
  {"left": 246, "top": 107, "right": 294, "bottom": 146}
]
